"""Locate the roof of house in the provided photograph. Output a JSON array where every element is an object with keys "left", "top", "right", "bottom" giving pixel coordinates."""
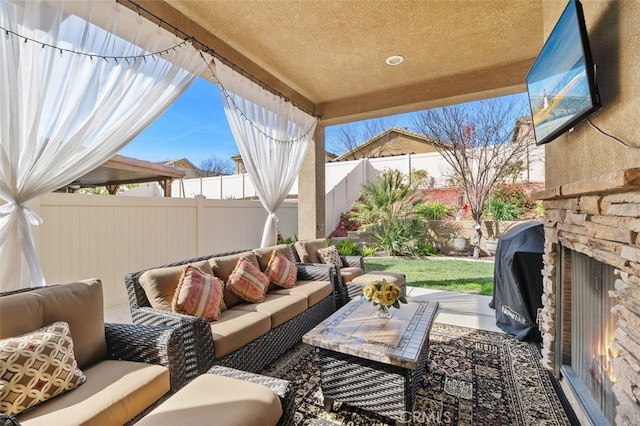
[
  {"left": 162, "top": 158, "right": 199, "bottom": 170},
  {"left": 333, "top": 127, "right": 438, "bottom": 161}
]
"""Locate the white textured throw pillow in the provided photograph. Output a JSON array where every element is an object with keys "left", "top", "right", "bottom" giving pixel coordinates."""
[{"left": 0, "top": 321, "right": 86, "bottom": 416}]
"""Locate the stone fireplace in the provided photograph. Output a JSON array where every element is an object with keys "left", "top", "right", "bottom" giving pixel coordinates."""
[{"left": 535, "top": 168, "right": 640, "bottom": 424}]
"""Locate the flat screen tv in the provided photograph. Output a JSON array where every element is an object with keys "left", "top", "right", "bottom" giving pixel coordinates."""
[{"left": 526, "top": 0, "right": 601, "bottom": 145}]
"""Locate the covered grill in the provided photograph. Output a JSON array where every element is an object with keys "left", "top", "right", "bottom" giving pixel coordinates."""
[{"left": 489, "top": 221, "right": 545, "bottom": 342}]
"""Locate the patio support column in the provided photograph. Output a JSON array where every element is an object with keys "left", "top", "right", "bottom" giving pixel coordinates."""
[{"left": 298, "top": 124, "right": 326, "bottom": 240}]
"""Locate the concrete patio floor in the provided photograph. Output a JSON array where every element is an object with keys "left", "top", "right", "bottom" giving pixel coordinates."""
[{"left": 105, "top": 286, "right": 503, "bottom": 334}]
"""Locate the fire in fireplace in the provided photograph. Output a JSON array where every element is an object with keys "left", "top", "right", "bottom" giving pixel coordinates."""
[{"left": 559, "top": 248, "right": 617, "bottom": 424}]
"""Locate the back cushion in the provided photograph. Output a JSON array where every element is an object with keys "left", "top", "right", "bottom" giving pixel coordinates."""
[
  {"left": 209, "top": 252, "right": 260, "bottom": 308},
  {"left": 0, "top": 280, "right": 107, "bottom": 369},
  {"left": 139, "top": 260, "right": 213, "bottom": 311},
  {"left": 252, "top": 244, "right": 295, "bottom": 272},
  {"left": 294, "top": 239, "right": 328, "bottom": 264},
  {"left": 0, "top": 291, "right": 44, "bottom": 339}
]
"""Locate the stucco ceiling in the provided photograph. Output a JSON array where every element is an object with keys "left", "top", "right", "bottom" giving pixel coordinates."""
[{"left": 126, "top": 0, "right": 544, "bottom": 125}]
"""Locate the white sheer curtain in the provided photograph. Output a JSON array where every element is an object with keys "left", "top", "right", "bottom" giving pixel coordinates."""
[
  {"left": 214, "top": 58, "right": 317, "bottom": 247},
  {"left": 0, "top": 0, "right": 207, "bottom": 291}
]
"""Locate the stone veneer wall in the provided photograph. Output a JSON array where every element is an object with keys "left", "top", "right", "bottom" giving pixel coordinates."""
[{"left": 538, "top": 188, "right": 640, "bottom": 424}]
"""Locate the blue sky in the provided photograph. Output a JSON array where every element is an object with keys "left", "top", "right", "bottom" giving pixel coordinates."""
[
  {"left": 119, "top": 77, "right": 528, "bottom": 167},
  {"left": 118, "top": 77, "right": 420, "bottom": 167},
  {"left": 119, "top": 78, "right": 238, "bottom": 165}
]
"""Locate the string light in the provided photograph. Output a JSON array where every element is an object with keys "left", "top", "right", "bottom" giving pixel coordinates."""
[
  {"left": 200, "top": 52, "right": 317, "bottom": 144},
  {"left": 1, "top": 9, "right": 317, "bottom": 144},
  {"left": 119, "top": 0, "right": 318, "bottom": 119},
  {"left": 0, "top": 24, "right": 194, "bottom": 64}
]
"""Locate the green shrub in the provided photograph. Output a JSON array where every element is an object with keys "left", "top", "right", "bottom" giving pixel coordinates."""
[
  {"left": 350, "top": 169, "right": 426, "bottom": 257},
  {"left": 415, "top": 202, "right": 451, "bottom": 220},
  {"left": 487, "top": 183, "right": 535, "bottom": 219},
  {"left": 277, "top": 235, "right": 298, "bottom": 244},
  {"left": 361, "top": 246, "right": 377, "bottom": 257},
  {"left": 485, "top": 198, "right": 522, "bottom": 221},
  {"left": 373, "top": 217, "right": 425, "bottom": 257},
  {"left": 335, "top": 239, "right": 360, "bottom": 256},
  {"left": 418, "top": 243, "right": 438, "bottom": 256}
]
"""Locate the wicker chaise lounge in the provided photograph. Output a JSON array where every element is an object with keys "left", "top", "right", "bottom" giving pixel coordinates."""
[{"left": 125, "top": 245, "right": 338, "bottom": 381}]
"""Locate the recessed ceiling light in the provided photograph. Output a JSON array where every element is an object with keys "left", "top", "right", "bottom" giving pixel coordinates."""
[{"left": 385, "top": 55, "right": 404, "bottom": 66}]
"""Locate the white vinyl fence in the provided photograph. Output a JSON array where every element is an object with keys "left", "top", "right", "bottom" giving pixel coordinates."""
[
  {"left": 170, "top": 146, "right": 545, "bottom": 236},
  {"left": 31, "top": 193, "right": 297, "bottom": 307},
  {"left": 172, "top": 147, "right": 544, "bottom": 200}
]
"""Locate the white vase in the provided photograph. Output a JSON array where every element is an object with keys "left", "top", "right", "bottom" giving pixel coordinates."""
[
  {"left": 486, "top": 239, "right": 498, "bottom": 255},
  {"left": 452, "top": 237, "right": 469, "bottom": 252}
]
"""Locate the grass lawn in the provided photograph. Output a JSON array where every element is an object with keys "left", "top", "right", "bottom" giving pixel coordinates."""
[{"left": 364, "top": 257, "right": 495, "bottom": 296}]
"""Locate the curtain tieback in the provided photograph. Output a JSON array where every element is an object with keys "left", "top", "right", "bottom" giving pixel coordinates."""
[
  {"left": 0, "top": 203, "right": 43, "bottom": 226},
  {"left": 269, "top": 212, "right": 279, "bottom": 223}
]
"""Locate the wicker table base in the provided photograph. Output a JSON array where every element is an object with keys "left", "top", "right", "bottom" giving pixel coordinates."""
[
  {"left": 319, "top": 343, "right": 429, "bottom": 425},
  {"left": 303, "top": 298, "right": 439, "bottom": 425}
]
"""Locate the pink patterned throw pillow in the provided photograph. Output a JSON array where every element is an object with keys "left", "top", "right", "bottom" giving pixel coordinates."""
[
  {"left": 172, "top": 265, "right": 226, "bottom": 320},
  {"left": 265, "top": 250, "right": 297, "bottom": 288},
  {"left": 227, "top": 258, "right": 269, "bottom": 303}
]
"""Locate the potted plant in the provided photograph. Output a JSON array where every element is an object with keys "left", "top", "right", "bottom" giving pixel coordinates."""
[
  {"left": 451, "top": 233, "right": 469, "bottom": 252},
  {"left": 485, "top": 238, "right": 499, "bottom": 255}
]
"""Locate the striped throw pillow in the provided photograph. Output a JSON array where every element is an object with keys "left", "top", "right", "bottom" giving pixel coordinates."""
[
  {"left": 265, "top": 250, "right": 297, "bottom": 288},
  {"left": 172, "top": 265, "right": 226, "bottom": 320},
  {"left": 227, "top": 258, "right": 269, "bottom": 303}
]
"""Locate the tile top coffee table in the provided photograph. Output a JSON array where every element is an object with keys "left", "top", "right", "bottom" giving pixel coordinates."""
[{"left": 302, "top": 297, "right": 439, "bottom": 424}]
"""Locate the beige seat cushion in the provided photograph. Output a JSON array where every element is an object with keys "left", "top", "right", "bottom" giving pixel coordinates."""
[
  {"left": 271, "top": 280, "right": 333, "bottom": 307},
  {"left": 233, "top": 293, "right": 307, "bottom": 328},
  {"left": 293, "top": 238, "right": 328, "bottom": 263},
  {"left": 0, "top": 280, "right": 107, "bottom": 369},
  {"left": 136, "top": 374, "right": 282, "bottom": 426},
  {"left": 138, "top": 261, "right": 213, "bottom": 311},
  {"left": 17, "top": 360, "right": 169, "bottom": 426},
  {"left": 209, "top": 309, "right": 271, "bottom": 358},
  {"left": 209, "top": 252, "right": 260, "bottom": 308},
  {"left": 340, "top": 266, "right": 365, "bottom": 283},
  {"left": 351, "top": 271, "right": 406, "bottom": 287}
]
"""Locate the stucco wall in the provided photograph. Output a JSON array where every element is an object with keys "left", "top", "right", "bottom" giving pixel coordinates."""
[{"left": 544, "top": 0, "right": 640, "bottom": 188}]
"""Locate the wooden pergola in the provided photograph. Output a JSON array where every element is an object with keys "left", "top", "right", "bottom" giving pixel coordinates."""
[{"left": 59, "top": 155, "right": 185, "bottom": 197}]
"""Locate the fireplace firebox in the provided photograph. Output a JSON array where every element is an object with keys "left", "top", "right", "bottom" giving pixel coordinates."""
[{"left": 558, "top": 248, "right": 617, "bottom": 424}]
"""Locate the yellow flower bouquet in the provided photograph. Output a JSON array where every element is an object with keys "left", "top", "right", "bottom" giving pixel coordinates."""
[{"left": 362, "top": 279, "right": 407, "bottom": 318}]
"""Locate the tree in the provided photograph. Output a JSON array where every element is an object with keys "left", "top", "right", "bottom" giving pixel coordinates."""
[
  {"left": 411, "top": 97, "right": 534, "bottom": 259},
  {"left": 349, "top": 169, "right": 426, "bottom": 256},
  {"left": 199, "top": 156, "right": 234, "bottom": 176}
]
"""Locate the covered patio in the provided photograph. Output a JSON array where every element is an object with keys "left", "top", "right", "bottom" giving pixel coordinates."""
[
  {"left": 121, "top": 0, "right": 545, "bottom": 242},
  {"left": 2, "top": 0, "right": 638, "bottom": 424}
]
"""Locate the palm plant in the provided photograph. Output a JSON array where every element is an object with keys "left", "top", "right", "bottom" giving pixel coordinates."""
[{"left": 350, "top": 169, "right": 426, "bottom": 256}]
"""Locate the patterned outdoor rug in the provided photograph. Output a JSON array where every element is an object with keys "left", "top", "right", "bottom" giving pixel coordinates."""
[{"left": 260, "top": 323, "right": 573, "bottom": 425}]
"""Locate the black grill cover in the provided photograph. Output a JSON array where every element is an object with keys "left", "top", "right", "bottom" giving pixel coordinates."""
[{"left": 489, "top": 221, "right": 544, "bottom": 342}]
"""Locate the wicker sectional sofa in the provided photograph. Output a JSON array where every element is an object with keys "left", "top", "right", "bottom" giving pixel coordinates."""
[
  {"left": 125, "top": 244, "right": 337, "bottom": 381},
  {"left": 0, "top": 280, "right": 185, "bottom": 426},
  {"left": 292, "top": 238, "right": 366, "bottom": 308}
]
